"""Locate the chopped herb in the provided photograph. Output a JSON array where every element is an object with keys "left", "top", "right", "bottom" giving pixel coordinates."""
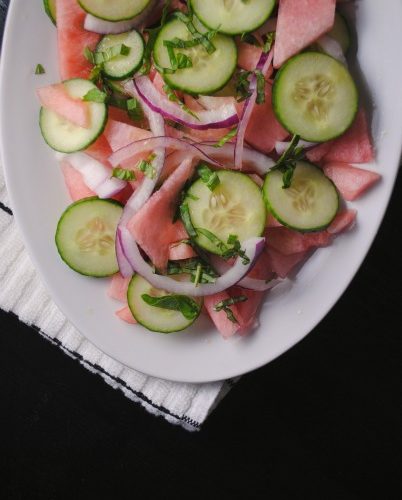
[
  {"left": 139, "top": 0, "right": 172, "bottom": 75},
  {"left": 197, "top": 228, "right": 228, "bottom": 254},
  {"left": 180, "top": 203, "right": 197, "bottom": 238},
  {"left": 138, "top": 153, "right": 156, "bottom": 179},
  {"left": 262, "top": 32, "right": 275, "bottom": 53},
  {"left": 213, "top": 295, "right": 248, "bottom": 324},
  {"left": 176, "top": 52, "right": 193, "bottom": 69},
  {"left": 167, "top": 258, "right": 218, "bottom": 285},
  {"left": 214, "top": 127, "right": 238, "bottom": 148},
  {"left": 193, "top": 262, "right": 202, "bottom": 287},
  {"left": 126, "top": 97, "right": 144, "bottom": 121},
  {"left": 235, "top": 70, "right": 253, "bottom": 102},
  {"left": 112, "top": 167, "right": 136, "bottom": 181},
  {"left": 240, "top": 32, "right": 260, "bottom": 47},
  {"left": 173, "top": 11, "right": 217, "bottom": 54},
  {"left": 83, "top": 88, "right": 108, "bottom": 103},
  {"left": 235, "top": 69, "right": 267, "bottom": 104},
  {"left": 163, "top": 84, "right": 199, "bottom": 119},
  {"left": 197, "top": 164, "right": 220, "bottom": 191},
  {"left": 272, "top": 134, "right": 305, "bottom": 189},
  {"left": 141, "top": 294, "right": 200, "bottom": 320},
  {"left": 255, "top": 70, "right": 266, "bottom": 104},
  {"left": 222, "top": 234, "right": 250, "bottom": 264},
  {"left": 35, "top": 63, "right": 45, "bottom": 75}
]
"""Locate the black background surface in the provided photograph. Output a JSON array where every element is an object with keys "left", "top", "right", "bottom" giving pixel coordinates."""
[{"left": 1, "top": 2, "right": 402, "bottom": 499}]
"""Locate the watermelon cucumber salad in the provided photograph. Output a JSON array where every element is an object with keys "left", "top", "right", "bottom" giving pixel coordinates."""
[{"left": 36, "top": 0, "right": 380, "bottom": 338}]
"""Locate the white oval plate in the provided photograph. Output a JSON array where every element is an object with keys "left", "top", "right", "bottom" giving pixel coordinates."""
[{"left": 1, "top": 0, "right": 401, "bottom": 383}]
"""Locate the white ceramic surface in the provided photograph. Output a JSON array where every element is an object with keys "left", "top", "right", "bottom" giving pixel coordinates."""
[{"left": 1, "top": 0, "right": 401, "bottom": 383}]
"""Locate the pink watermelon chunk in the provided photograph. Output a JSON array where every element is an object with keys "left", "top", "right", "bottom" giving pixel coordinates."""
[
  {"left": 266, "top": 226, "right": 331, "bottom": 255},
  {"left": 56, "top": 0, "right": 100, "bottom": 80},
  {"left": 265, "top": 247, "right": 308, "bottom": 278},
  {"left": 37, "top": 84, "right": 90, "bottom": 128},
  {"left": 274, "top": 0, "right": 336, "bottom": 68},
  {"left": 85, "top": 134, "right": 113, "bottom": 165},
  {"left": 230, "top": 287, "right": 265, "bottom": 332},
  {"left": 115, "top": 306, "right": 137, "bottom": 324},
  {"left": 127, "top": 159, "right": 193, "bottom": 270},
  {"left": 168, "top": 242, "right": 197, "bottom": 261},
  {"left": 237, "top": 40, "right": 262, "bottom": 71},
  {"left": 108, "top": 273, "right": 131, "bottom": 303},
  {"left": 322, "top": 110, "right": 374, "bottom": 164},
  {"left": 104, "top": 119, "right": 153, "bottom": 153},
  {"left": 266, "top": 212, "right": 283, "bottom": 228},
  {"left": 247, "top": 250, "right": 276, "bottom": 280},
  {"left": 241, "top": 82, "right": 288, "bottom": 154},
  {"left": 323, "top": 162, "right": 380, "bottom": 201},
  {"left": 204, "top": 291, "right": 242, "bottom": 339},
  {"left": 327, "top": 209, "right": 357, "bottom": 235},
  {"left": 306, "top": 142, "right": 331, "bottom": 163},
  {"left": 61, "top": 161, "right": 95, "bottom": 201}
]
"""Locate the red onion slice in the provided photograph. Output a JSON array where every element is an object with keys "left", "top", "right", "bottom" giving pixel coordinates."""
[
  {"left": 209, "top": 255, "right": 284, "bottom": 292},
  {"left": 119, "top": 227, "right": 265, "bottom": 296},
  {"left": 109, "top": 136, "right": 222, "bottom": 168},
  {"left": 234, "top": 49, "right": 274, "bottom": 170},
  {"left": 195, "top": 142, "right": 275, "bottom": 175},
  {"left": 58, "top": 152, "right": 126, "bottom": 198},
  {"left": 116, "top": 79, "right": 166, "bottom": 276},
  {"left": 128, "top": 78, "right": 239, "bottom": 130},
  {"left": 316, "top": 35, "right": 347, "bottom": 65}
]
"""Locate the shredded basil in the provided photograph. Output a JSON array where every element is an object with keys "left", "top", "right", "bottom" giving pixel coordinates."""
[
  {"left": 262, "top": 32, "right": 275, "bottom": 54},
  {"left": 167, "top": 258, "right": 218, "bottom": 285},
  {"left": 213, "top": 295, "right": 248, "bottom": 324},
  {"left": 141, "top": 294, "right": 200, "bottom": 320},
  {"left": 197, "top": 164, "right": 220, "bottom": 191},
  {"left": 138, "top": 153, "right": 156, "bottom": 179},
  {"left": 235, "top": 69, "right": 266, "bottom": 104},
  {"left": 213, "top": 127, "right": 238, "bottom": 148},
  {"left": 83, "top": 88, "right": 108, "bottom": 103},
  {"left": 35, "top": 63, "right": 45, "bottom": 75},
  {"left": 180, "top": 203, "right": 197, "bottom": 238},
  {"left": 163, "top": 84, "right": 199, "bottom": 120},
  {"left": 272, "top": 134, "right": 305, "bottom": 189},
  {"left": 112, "top": 168, "right": 136, "bottom": 181}
]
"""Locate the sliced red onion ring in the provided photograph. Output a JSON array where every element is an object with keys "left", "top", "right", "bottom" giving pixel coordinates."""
[
  {"left": 275, "top": 140, "right": 317, "bottom": 155},
  {"left": 195, "top": 142, "right": 275, "bottom": 175},
  {"left": 209, "top": 255, "right": 284, "bottom": 292},
  {"left": 84, "top": 0, "right": 163, "bottom": 34},
  {"left": 109, "top": 136, "right": 222, "bottom": 168},
  {"left": 116, "top": 79, "right": 166, "bottom": 276},
  {"left": 316, "top": 35, "right": 347, "bottom": 65},
  {"left": 57, "top": 152, "right": 126, "bottom": 198},
  {"left": 234, "top": 49, "right": 274, "bottom": 170},
  {"left": 119, "top": 227, "right": 265, "bottom": 296},
  {"left": 129, "top": 78, "right": 239, "bottom": 130}
]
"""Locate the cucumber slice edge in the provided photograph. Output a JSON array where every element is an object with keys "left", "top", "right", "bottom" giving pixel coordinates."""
[
  {"left": 272, "top": 51, "right": 359, "bottom": 143},
  {"left": 55, "top": 197, "right": 123, "bottom": 278}
]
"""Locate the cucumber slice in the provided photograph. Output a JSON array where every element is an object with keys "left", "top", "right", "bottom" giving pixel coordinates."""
[
  {"left": 153, "top": 18, "right": 237, "bottom": 95},
  {"left": 185, "top": 170, "right": 266, "bottom": 255},
  {"left": 40, "top": 79, "right": 107, "bottom": 153},
  {"left": 273, "top": 52, "right": 358, "bottom": 142},
  {"left": 43, "top": 0, "right": 56, "bottom": 25},
  {"left": 55, "top": 198, "right": 123, "bottom": 277},
  {"left": 97, "top": 30, "right": 144, "bottom": 80},
  {"left": 105, "top": 78, "right": 130, "bottom": 95},
  {"left": 329, "top": 12, "right": 351, "bottom": 54},
  {"left": 127, "top": 275, "right": 202, "bottom": 333},
  {"left": 263, "top": 161, "right": 339, "bottom": 232},
  {"left": 78, "top": 0, "right": 150, "bottom": 22},
  {"left": 191, "top": 0, "right": 276, "bottom": 36}
]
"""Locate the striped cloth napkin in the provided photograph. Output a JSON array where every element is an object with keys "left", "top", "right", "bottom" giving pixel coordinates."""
[{"left": 0, "top": 0, "right": 232, "bottom": 431}]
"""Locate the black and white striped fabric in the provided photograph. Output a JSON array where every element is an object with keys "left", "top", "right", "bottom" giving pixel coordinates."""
[{"left": 0, "top": 0, "right": 233, "bottom": 431}]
